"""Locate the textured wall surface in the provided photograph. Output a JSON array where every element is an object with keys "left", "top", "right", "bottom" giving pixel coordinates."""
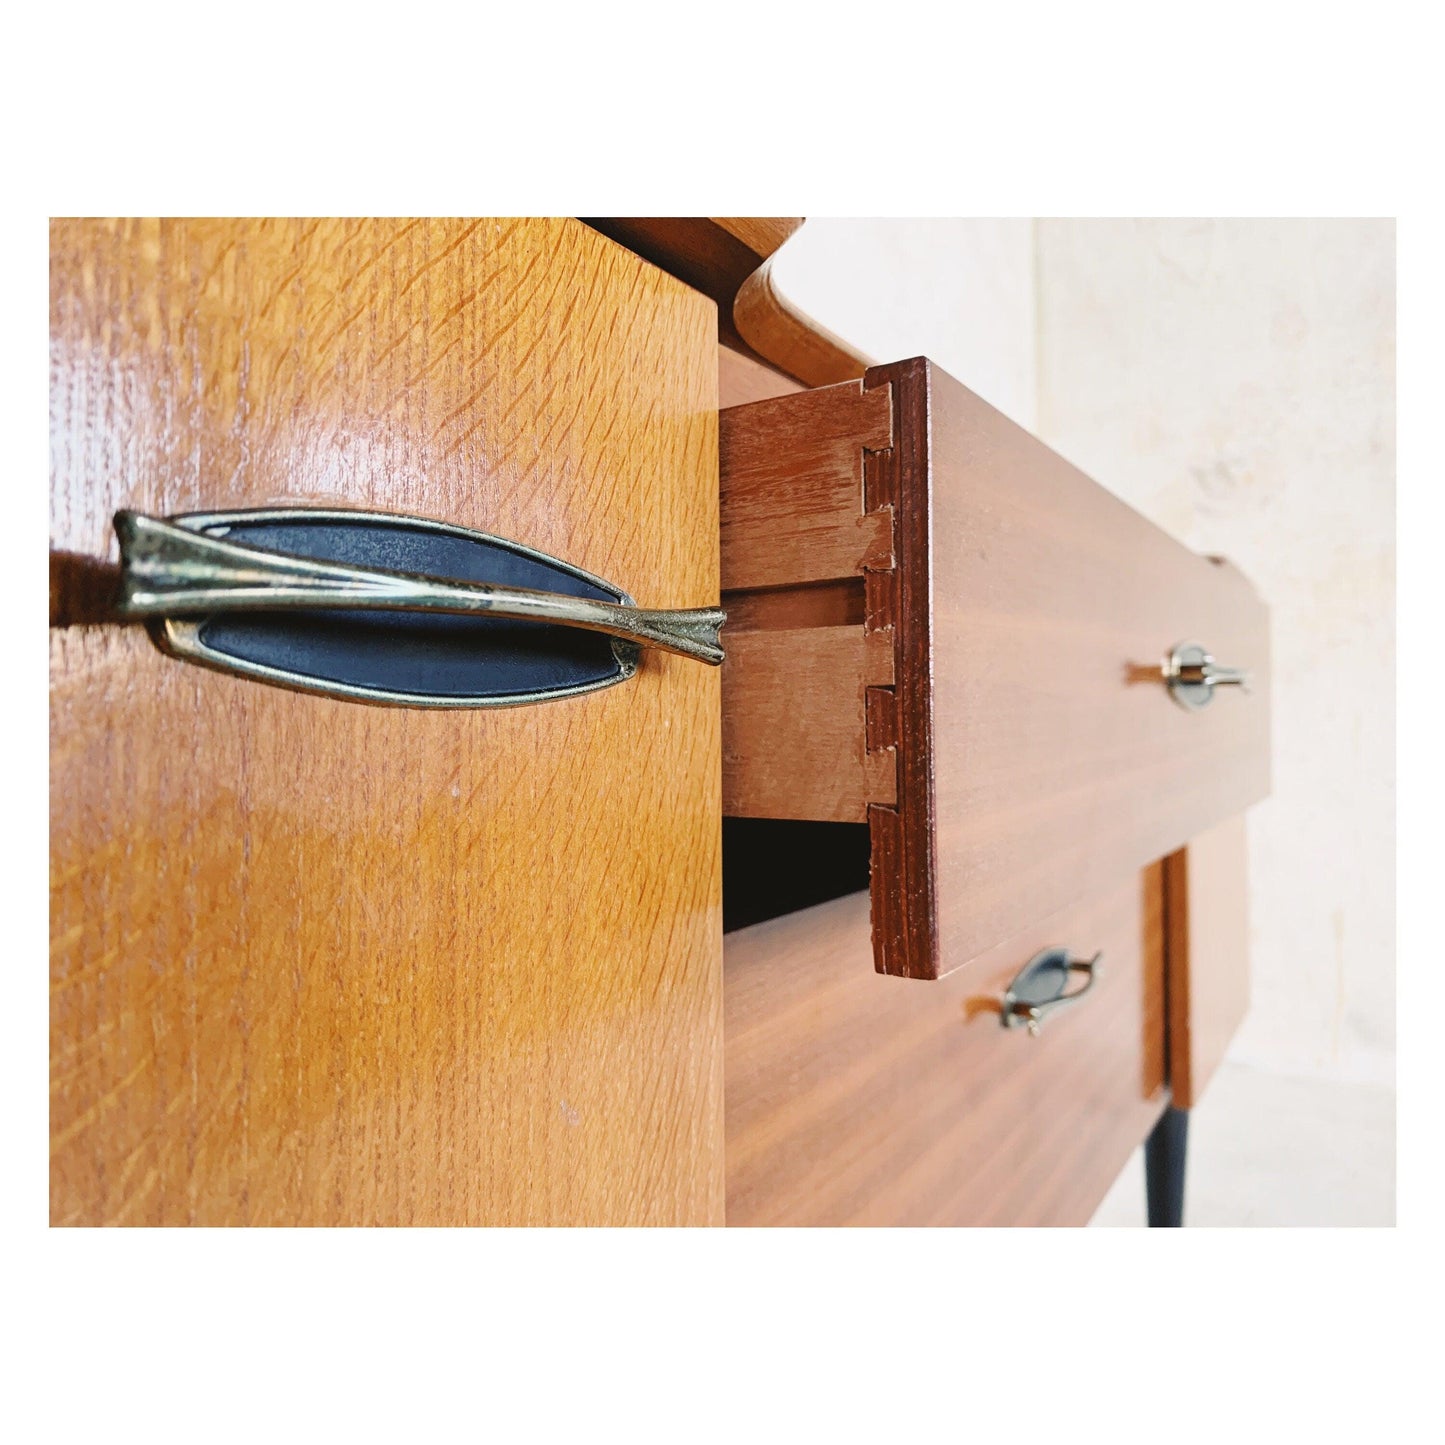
[{"left": 773, "top": 218, "right": 1038, "bottom": 428}]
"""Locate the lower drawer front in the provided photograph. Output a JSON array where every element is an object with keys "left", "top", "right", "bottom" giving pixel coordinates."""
[{"left": 725, "top": 866, "right": 1167, "bottom": 1226}]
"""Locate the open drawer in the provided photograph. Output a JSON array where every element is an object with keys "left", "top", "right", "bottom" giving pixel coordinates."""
[{"left": 721, "top": 357, "right": 1270, "bottom": 979}]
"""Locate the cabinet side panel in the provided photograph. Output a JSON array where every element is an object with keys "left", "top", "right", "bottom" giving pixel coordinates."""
[{"left": 50, "top": 218, "right": 724, "bottom": 1225}]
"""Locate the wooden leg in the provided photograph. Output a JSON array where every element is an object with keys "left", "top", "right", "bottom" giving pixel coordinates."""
[{"left": 1145, "top": 1107, "right": 1189, "bottom": 1227}]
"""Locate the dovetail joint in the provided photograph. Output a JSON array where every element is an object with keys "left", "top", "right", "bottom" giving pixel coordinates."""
[{"left": 860, "top": 420, "right": 900, "bottom": 812}]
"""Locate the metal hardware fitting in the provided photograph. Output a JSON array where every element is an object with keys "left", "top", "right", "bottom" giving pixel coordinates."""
[
  {"left": 1161, "top": 640, "right": 1249, "bottom": 712},
  {"left": 1001, "top": 949, "right": 1103, "bottom": 1036},
  {"left": 114, "top": 507, "right": 726, "bottom": 708}
]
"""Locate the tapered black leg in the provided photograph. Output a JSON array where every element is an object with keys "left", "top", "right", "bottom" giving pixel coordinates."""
[{"left": 1145, "top": 1107, "right": 1189, "bottom": 1227}]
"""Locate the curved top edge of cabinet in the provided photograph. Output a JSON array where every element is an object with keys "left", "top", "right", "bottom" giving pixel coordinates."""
[{"left": 582, "top": 218, "right": 870, "bottom": 388}]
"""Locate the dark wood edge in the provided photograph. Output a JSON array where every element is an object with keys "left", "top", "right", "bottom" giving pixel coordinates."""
[
  {"left": 581, "top": 218, "right": 783, "bottom": 323},
  {"left": 1162, "top": 844, "right": 1188, "bottom": 1102},
  {"left": 864, "top": 358, "right": 941, "bottom": 979}
]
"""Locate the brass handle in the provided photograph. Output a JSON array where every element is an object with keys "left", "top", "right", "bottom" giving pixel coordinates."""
[
  {"left": 1162, "top": 640, "right": 1250, "bottom": 712},
  {"left": 116, "top": 510, "right": 726, "bottom": 666},
  {"left": 1001, "top": 949, "right": 1102, "bottom": 1036}
]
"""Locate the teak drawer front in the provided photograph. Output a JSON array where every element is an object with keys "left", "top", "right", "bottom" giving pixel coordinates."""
[
  {"left": 725, "top": 867, "right": 1167, "bottom": 1227},
  {"left": 721, "top": 358, "right": 1270, "bottom": 979},
  {"left": 50, "top": 218, "right": 724, "bottom": 1226}
]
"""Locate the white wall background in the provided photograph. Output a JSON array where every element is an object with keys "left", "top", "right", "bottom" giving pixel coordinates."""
[
  {"left": 775, "top": 219, "right": 1039, "bottom": 430},
  {"left": 773, "top": 219, "right": 1395, "bottom": 1223}
]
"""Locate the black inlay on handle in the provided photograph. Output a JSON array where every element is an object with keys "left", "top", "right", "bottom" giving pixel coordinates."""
[
  {"left": 186, "top": 514, "right": 626, "bottom": 702},
  {"left": 1007, "top": 948, "right": 1075, "bottom": 1008}
]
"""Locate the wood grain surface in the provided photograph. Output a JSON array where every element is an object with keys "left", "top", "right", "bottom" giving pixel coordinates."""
[
  {"left": 583, "top": 218, "right": 799, "bottom": 360},
  {"left": 50, "top": 218, "right": 724, "bottom": 1225},
  {"left": 719, "top": 381, "right": 897, "bottom": 822},
  {"left": 722, "top": 626, "right": 895, "bottom": 821},
  {"left": 720, "top": 380, "right": 893, "bottom": 592},
  {"left": 899, "top": 359, "right": 1270, "bottom": 977},
  {"left": 720, "top": 359, "right": 1271, "bottom": 979},
  {"left": 725, "top": 867, "right": 1167, "bottom": 1226},
  {"left": 1165, "top": 815, "right": 1251, "bottom": 1108},
  {"left": 717, "top": 344, "right": 803, "bottom": 408}
]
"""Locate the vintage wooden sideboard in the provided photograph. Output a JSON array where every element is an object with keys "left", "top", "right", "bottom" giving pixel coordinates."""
[{"left": 49, "top": 217, "right": 1269, "bottom": 1225}]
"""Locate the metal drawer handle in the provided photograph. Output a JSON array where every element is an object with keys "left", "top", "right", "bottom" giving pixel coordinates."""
[
  {"left": 1001, "top": 949, "right": 1102, "bottom": 1036},
  {"left": 1162, "top": 640, "right": 1249, "bottom": 711},
  {"left": 113, "top": 507, "right": 726, "bottom": 709},
  {"left": 117, "top": 511, "right": 726, "bottom": 663}
]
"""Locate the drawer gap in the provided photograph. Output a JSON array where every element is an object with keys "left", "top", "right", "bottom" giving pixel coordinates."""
[
  {"left": 722, "top": 578, "right": 865, "bottom": 631},
  {"left": 722, "top": 819, "right": 870, "bottom": 933}
]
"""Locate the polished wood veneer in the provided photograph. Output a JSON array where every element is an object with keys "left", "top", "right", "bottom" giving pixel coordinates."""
[
  {"left": 50, "top": 218, "right": 725, "bottom": 1225},
  {"left": 725, "top": 867, "right": 1168, "bottom": 1226}
]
